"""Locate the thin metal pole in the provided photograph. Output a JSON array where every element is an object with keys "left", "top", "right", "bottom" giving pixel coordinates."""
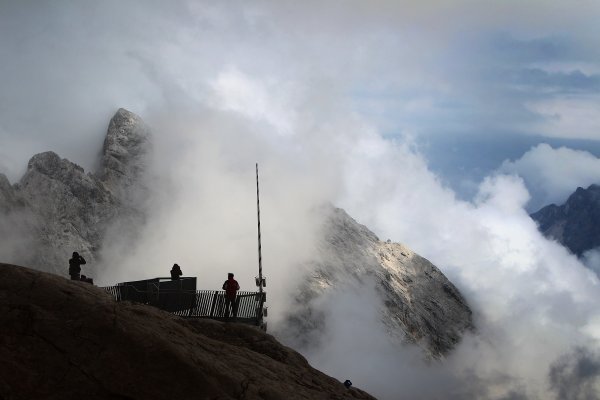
[{"left": 256, "top": 163, "right": 263, "bottom": 297}]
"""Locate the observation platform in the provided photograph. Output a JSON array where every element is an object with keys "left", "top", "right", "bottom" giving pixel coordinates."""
[{"left": 103, "top": 277, "right": 267, "bottom": 327}]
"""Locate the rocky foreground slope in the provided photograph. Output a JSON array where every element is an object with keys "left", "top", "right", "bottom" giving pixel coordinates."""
[
  {"left": 0, "top": 263, "right": 375, "bottom": 400},
  {"left": 531, "top": 184, "right": 600, "bottom": 256},
  {"left": 0, "top": 109, "right": 149, "bottom": 276}
]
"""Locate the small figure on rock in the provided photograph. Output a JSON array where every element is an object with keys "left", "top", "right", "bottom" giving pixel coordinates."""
[
  {"left": 344, "top": 380, "right": 352, "bottom": 389},
  {"left": 170, "top": 264, "right": 183, "bottom": 280},
  {"left": 68, "top": 252, "right": 86, "bottom": 281},
  {"left": 222, "top": 272, "right": 240, "bottom": 318}
]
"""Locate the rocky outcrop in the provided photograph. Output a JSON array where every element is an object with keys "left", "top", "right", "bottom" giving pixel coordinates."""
[
  {"left": 97, "top": 108, "right": 151, "bottom": 204},
  {"left": 0, "top": 173, "right": 18, "bottom": 212},
  {"left": 531, "top": 184, "right": 600, "bottom": 256},
  {"left": 0, "top": 263, "right": 375, "bottom": 400},
  {"left": 17, "top": 152, "right": 118, "bottom": 270},
  {"left": 0, "top": 108, "right": 149, "bottom": 276},
  {"left": 283, "top": 206, "right": 473, "bottom": 358}
]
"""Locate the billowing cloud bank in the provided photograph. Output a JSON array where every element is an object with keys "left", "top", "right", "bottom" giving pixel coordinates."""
[
  {"left": 319, "top": 140, "right": 600, "bottom": 399},
  {"left": 500, "top": 144, "right": 600, "bottom": 210},
  {"left": 2, "top": 2, "right": 600, "bottom": 399}
]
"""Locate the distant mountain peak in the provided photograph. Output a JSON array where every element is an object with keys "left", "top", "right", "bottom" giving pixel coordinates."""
[
  {"left": 531, "top": 184, "right": 600, "bottom": 256},
  {"left": 26, "top": 151, "right": 84, "bottom": 179}
]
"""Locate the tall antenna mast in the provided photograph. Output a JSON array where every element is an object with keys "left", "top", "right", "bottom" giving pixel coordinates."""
[
  {"left": 256, "top": 163, "right": 263, "bottom": 296},
  {"left": 255, "top": 163, "right": 266, "bottom": 328}
]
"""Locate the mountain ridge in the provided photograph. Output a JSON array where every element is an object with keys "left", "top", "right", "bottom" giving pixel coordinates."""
[
  {"left": 0, "top": 108, "right": 149, "bottom": 276},
  {"left": 281, "top": 205, "right": 473, "bottom": 358},
  {"left": 531, "top": 184, "right": 600, "bottom": 256}
]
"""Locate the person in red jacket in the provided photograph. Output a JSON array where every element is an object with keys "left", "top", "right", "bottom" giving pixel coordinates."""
[{"left": 222, "top": 273, "right": 240, "bottom": 318}]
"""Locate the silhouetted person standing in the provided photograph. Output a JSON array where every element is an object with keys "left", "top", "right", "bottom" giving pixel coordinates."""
[
  {"left": 170, "top": 264, "right": 182, "bottom": 280},
  {"left": 68, "top": 252, "right": 86, "bottom": 281},
  {"left": 222, "top": 273, "right": 240, "bottom": 318}
]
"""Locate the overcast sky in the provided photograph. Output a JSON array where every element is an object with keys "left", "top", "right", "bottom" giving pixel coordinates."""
[
  {"left": 3, "top": 2, "right": 600, "bottom": 399},
  {"left": 1, "top": 0, "right": 599, "bottom": 209}
]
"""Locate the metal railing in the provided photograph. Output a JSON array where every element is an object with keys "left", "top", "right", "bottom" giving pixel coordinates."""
[{"left": 102, "top": 285, "right": 266, "bottom": 325}]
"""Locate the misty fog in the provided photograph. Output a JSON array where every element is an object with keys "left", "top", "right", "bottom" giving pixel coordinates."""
[{"left": 2, "top": 1, "right": 600, "bottom": 399}]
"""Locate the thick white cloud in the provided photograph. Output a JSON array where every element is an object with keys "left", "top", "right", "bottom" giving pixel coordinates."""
[
  {"left": 322, "top": 128, "right": 600, "bottom": 397},
  {"left": 499, "top": 143, "right": 600, "bottom": 210}
]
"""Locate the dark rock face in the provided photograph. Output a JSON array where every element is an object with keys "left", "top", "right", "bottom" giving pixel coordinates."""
[
  {"left": 531, "top": 184, "right": 600, "bottom": 256},
  {"left": 0, "top": 263, "right": 376, "bottom": 400},
  {"left": 0, "top": 108, "right": 149, "bottom": 276},
  {"left": 282, "top": 205, "right": 474, "bottom": 358}
]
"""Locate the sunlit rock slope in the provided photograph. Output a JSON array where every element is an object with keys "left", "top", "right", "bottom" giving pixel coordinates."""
[
  {"left": 282, "top": 205, "right": 474, "bottom": 358},
  {"left": 0, "top": 263, "right": 375, "bottom": 400}
]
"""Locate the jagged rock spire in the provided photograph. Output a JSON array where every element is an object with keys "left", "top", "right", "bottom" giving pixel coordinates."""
[
  {"left": 0, "top": 108, "right": 149, "bottom": 276},
  {"left": 97, "top": 108, "right": 150, "bottom": 203}
]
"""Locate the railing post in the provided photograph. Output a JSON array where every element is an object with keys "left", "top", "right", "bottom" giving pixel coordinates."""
[{"left": 209, "top": 291, "right": 218, "bottom": 317}]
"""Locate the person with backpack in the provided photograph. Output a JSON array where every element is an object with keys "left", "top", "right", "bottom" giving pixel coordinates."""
[
  {"left": 222, "top": 273, "right": 240, "bottom": 318},
  {"left": 68, "top": 252, "right": 86, "bottom": 281},
  {"left": 170, "top": 264, "right": 183, "bottom": 280}
]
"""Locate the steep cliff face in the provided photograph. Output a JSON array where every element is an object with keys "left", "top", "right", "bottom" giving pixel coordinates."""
[
  {"left": 0, "top": 263, "right": 375, "bottom": 400},
  {"left": 97, "top": 108, "right": 151, "bottom": 204},
  {"left": 531, "top": 184, "right": 600, "bottom": 256},
  {"left": 282, "top": 206, "right": 473, "bottom": 358},
  {"left": 0, "top": 173, "right": 18, "bottom": 212},
  {"left": 0, "top": 108, "right": 149, "bottom": 276}
]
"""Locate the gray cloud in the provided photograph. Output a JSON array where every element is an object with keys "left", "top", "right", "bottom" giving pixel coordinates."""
[
  {"left": 487, "top": 34, "right": 581, "bottom": 64},
  {"left": 501, "top": 68, "right": 600, "bottom": 95},
  {"left": 549, "top": 347, "right": 600, "bottom": 400},
  {"left": 499, "top": 143, "right": 600, "bottom": 210}
]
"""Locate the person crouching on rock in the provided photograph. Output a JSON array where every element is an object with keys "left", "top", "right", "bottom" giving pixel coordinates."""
[
  {"left": 170, "top": 264, "right": 183, "bottom": 280},
  {"left": 222, "top": 273, "right": 240, "bottom": 318},
  {"left": 68, "top": 252, "right": 86, "bottom": 280}
]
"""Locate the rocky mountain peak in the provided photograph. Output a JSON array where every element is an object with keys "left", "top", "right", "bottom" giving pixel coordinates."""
[
  {"left": 97, "top": 108, "right": 150, "bottom": 201},
  {"left": 0, "top": 109, "right": 148, "bottom": 276},
  {"left": 531, "top": 184, "right": 600, "bottom": 256},
  {"left": 281, "top": 204, "right": 474, "bottom": 358},
  {"left": 25, "top": 151, "right": 85, "bottom": 182},
  {"left": 565, "top": 185, "right": 600, "bottom": 213}
]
